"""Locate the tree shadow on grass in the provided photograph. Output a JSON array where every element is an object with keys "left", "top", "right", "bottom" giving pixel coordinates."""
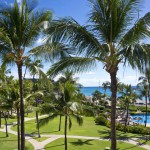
[
  {"left": 116, "top": 131, "right": 143, "bottom": 139},
  {"left": 97, "top": 129, "right": 110, "bottom": 138},
  {"left": 69, "top": 139, "right": 94, "bottom": 146}
]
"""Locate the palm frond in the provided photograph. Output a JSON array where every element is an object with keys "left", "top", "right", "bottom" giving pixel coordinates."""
[
  {"left": 39, "top": 103, "right": 56, "bottom": 114},
  {"left": 47, "top": 57, "right": 96, "bottom": 78},
  {"left": 72, "top": 114, "right": 83, "bottom": 126},
  {"left": 89, "top": 0, "right": 142, "bottom": 43},
  {"left": 46, "top": 17, "right": 104, "bottom": 57},
  {"left": 38, "top": 114, "right": 58, "bottom": 128},
  {"left": 30, "top": 42, "right": 74, "bottom": 62},
  {"left": 68, "top": 115, "right": 72, "bottom": 130},
  {"left": 120, "top": 12, "right": 150, "bottom": 46},
  {"left": 120, "top": 44, "right": 150, "bottom": 71}
]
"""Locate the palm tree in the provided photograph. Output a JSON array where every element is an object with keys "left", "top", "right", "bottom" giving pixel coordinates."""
[
  {"left": 24, "top": 58, "right": 45, "bottom": 138},
  {"left": 118, "top": 84, "right": 137, "bottom": 129},
  {"left": 0, "top": 0, "right": 51, "bottom": 149},
  {"left": 39, "top": 77, "right": 83, "bottom": 150},
  {"left": 102, "top": 81, "right": 111, "bottom": 95},
  {"left": 0, "top": 64, "right": 10, "bottom": 128},
  {"left": 43, "top": 1, "right": 150, "bottom": 149},
  {"left": 138, "top": 68, "right": 150, "bottom": 127}
]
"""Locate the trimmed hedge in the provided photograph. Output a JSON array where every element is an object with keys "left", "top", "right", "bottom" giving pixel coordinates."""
[{"left": 95, "top": 115, "right": 150, "bottom": 135}]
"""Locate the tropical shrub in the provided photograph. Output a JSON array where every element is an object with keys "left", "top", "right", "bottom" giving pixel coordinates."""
[
  {"left": 95, "top": 118, "right": 150, "bottom": 135},
  {"left": 95, "top": 115, "right": 108, "bottom": 126}
]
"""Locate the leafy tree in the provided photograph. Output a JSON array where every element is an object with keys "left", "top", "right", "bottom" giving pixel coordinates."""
[
  {"left": 0, "top": 0, "right": 52, "bottom": 149},
  {"left": 43, "top": 1, "right": 150, "bottom": 149}
]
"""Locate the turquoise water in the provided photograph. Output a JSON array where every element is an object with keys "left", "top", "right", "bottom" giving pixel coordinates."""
[
  {"left": 80, "top": 86, "right": 111, "bottom": 96},
  {"left": 131, "top": 114, "right": 150, "bottom": 123},
  {"left": 80, "top": 86, "right": 141, "bottom": 97},
  {"left": 79, "top": 86, "right": 125, "bottom": 97}
]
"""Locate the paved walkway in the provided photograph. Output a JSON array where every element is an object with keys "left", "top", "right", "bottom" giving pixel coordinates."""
[{"left": 0, "top": 116, "right": 150, "bottom": 150}]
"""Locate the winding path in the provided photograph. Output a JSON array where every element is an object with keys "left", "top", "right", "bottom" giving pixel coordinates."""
[{"left": 0, "top": 116, "right": 150, "bottom": 150}]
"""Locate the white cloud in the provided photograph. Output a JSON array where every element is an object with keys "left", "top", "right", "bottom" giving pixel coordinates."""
[
  {"left": 120, "top": 75, "right": 139, "bottom": 85},
  {"left": 84, "top": 71, "right": 96, "bottom": 75}
]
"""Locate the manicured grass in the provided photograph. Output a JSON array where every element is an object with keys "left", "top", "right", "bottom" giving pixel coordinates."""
[
  {"left": 33, "top": 136, "right": 49, "bottom": 142},
  {"left": 1, "top": 117, "right": 17, "bottom": 125},
  {"left": 0, "top": 131, "right": 34, "bottom": 150},
  {"left": 45, "top": 138, "right": 146, "bottom": 150},
  {"left": 25, "top": 112, "right": 37, "bottom": 118},
  {"left": 11, "top": 116, "right": 144, "bottom": 139}
]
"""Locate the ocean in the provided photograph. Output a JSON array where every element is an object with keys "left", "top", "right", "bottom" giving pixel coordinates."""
[
  {"left": 80, "top": 87, "right": 111, "bottom": 96},
  {"left": 79, "top": 86, "right": 139, "bottom": 97}
]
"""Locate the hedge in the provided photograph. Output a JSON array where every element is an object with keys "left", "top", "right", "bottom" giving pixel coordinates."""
[{"left": 95, "top": 115, "right": 150, "bottom": 135}]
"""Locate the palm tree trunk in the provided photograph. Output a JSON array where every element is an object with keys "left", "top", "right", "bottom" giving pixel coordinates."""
[
  {"left": 64, "top": 115, "right": 68, "bottom": 150},
  {"left": 10, "top": 108, "right": 12, "bottom": 116},
  {"left": 17, "top": 107, "right": 21, "bottom": 150},
  {"left": 0, "top": 111, "right": 1, "bottom": 128},
  {"left": 33, "top": 74, "right": 41, "bottom": 138},
  {"left": 36, "top": 111, "right": 40, "bottom": 138},
  {"left": 17, "top": 64, "right": 25, "bottom": 150},
  {"left": 125, "top": 104, "right": 129, "bottom": 132},
  {"left": 110, "top": 71, "right": 117, "bottom": 150},
  {"left": 58, "top": 115, "right": 62, "bottom": 131},
  {"left": 3, "top": 112, "right": 8, "bottom": 137},
  {"left": 145, "top": 95, "right": 148, "bottom": 127}
]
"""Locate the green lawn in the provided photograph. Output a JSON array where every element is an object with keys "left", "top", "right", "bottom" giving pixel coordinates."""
[
  {"left": 24, "top": 112, "right": 37, "bottom": 118},
  {"left": 136, "top": 136, "right": 150, "bottom": 146},
  {"left": 1, "top": 117, "right": 17, "bottom": 125},
  {"left": 33, "top": 136, "right": 49, "bottom": 142},
  {"left": 0, "top": 131, "right": 34, "bottom": 150},
  {"left": 45, "top": 138, "right": 146, "bottom": 150},
  {"left": 11, "top": 116, "right": 144, "bottom": 139}
]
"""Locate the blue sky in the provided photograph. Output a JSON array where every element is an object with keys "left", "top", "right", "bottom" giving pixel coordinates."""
[{"left": 3, "top": 0, "right": 150, "bottom": 86}]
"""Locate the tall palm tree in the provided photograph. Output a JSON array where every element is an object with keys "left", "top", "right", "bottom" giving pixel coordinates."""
[
  {"left": 43, "top": 1, "right": 150, "bottom": 149},
  {"left": 138, "top": 68, "right": 150, "bottom": 127},
  {"left": 24, "top": 58, "right": 45, "bottom": 138},
  {"left": 39, "top": 75, "right": 83, "bottom": 150},
  {"left": 0, "top": 0, "right": 52, "bottom": 149}
]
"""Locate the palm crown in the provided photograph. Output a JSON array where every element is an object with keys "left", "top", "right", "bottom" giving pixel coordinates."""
[{"left": 46, "top": 0, "right": 150, "bottom": 75}]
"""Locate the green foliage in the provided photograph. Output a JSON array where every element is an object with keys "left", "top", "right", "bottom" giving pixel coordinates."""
[
  {"left": 116, "top": 123, "right": 150, "bottom": 135},
  {"left": 95, "top": 115, "right": 150, "bottom": 135},
  {"left": 95, "top": 115, "right": 108, "bottom": 126}
]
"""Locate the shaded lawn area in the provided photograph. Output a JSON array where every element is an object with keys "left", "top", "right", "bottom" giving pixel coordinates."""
[
  {"left": 11, "top": 116, "right": 145, "bottom": 139},
  {"left": 0, "top": 131, "right": 34, "bottom": 150},
  {"left": 136, "top": 136, "right": 150, "bottom": 146},
  {"left": 45, "top": 138, "right": 146, "bottom": 150}
]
